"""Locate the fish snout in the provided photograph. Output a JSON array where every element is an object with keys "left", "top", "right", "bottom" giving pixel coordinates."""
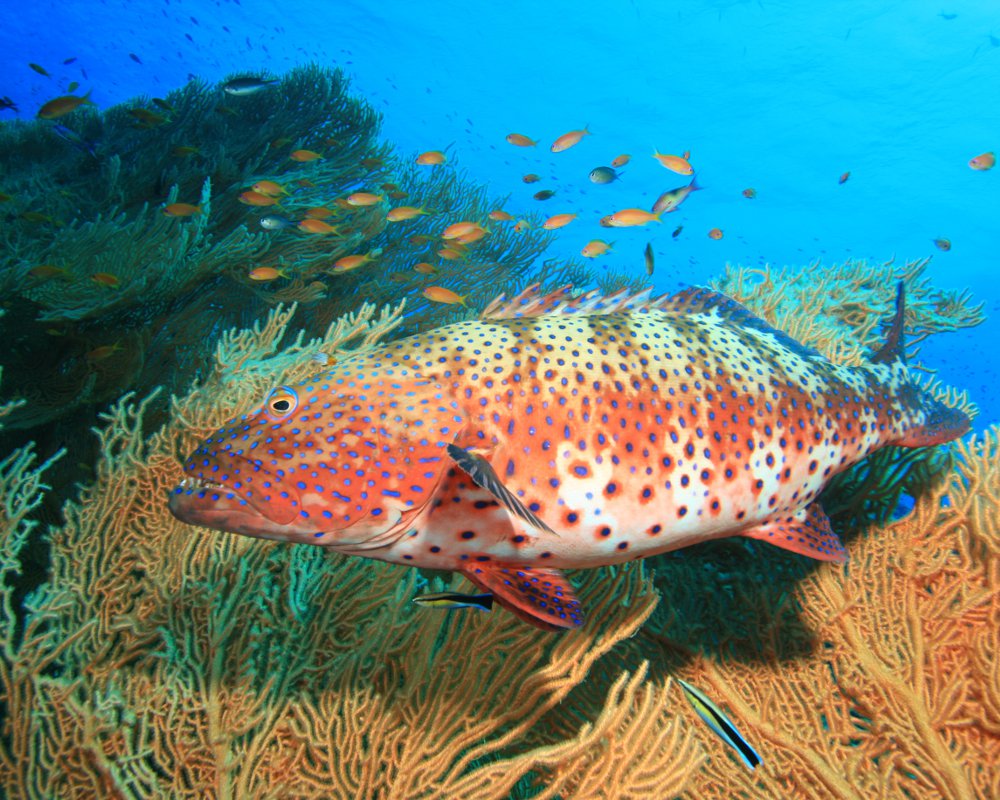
[{"left": 170, "top": 448, "right": 303, "bottom": 527}]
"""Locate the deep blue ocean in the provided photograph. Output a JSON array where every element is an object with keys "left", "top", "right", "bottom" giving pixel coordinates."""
[{"left": 5, "top": 0, "right": 998, "bottom": 428}]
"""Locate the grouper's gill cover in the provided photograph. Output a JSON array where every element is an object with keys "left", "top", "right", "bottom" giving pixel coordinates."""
[
  {"left": 169, "top": 368, "right": 464, "bottom": 545},
  {"left": 170, "top": 283, "right": 971, "bottom": 631}
]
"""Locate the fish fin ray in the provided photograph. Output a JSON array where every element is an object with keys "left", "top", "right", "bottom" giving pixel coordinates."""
[
  {"left": 446, "top": 443, "right": 554, "bottom": 535},
  {"left": 481, "top": 283, "right": 658, "bottom": 319},
  {"left": 461, "top": 564, "right": 583, "bottom": 630},
  {"left": 481, "top": 284, "right": 820, "bottom": 362},
  {"left": 740, "top": 502, "right": 847, "bottom": 562}
]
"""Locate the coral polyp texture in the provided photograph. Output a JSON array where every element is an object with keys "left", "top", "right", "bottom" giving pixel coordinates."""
[{"left": 0, "top": 259, "right": 995, "bottom": 798}]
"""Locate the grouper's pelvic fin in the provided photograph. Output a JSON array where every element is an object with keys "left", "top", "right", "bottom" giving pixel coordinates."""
[
  {"left": 868, "top": 282, "right": 971, "bottom": 447},
  {"left": 461, "top": 563, "right": 584, "bottom": 631}
]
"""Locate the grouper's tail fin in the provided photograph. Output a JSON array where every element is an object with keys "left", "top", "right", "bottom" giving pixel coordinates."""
[{"left": 873, "top": 282, "right": 971, "bottom": 447}]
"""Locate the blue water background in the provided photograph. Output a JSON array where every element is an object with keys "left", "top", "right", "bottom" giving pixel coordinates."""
[{"left": 5, "top": 0, "right": 998, "bottom": 430}]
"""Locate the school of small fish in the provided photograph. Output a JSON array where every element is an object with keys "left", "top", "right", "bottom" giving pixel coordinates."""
[{"left": 11, "top": 56, "right": 990, "bottom": 290}]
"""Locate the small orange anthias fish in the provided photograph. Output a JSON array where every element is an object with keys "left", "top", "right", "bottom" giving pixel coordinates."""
[
  {"left": 248, "top": 266, "right": 290, "bottom": 282},
  {"left": 542, "top": 213, "right": 576, "bottom": 230},
  {"left": 437, "top": 246, "right": 466, "bottom": 260},
  {"left": 506, "top": 133, "right": 537, "bottom": 147},
  {"left": 290, "top": 149, "right": 323, "bottom": 162},
  {"left": 416, "top": 150, "right": 446, "bottom": 165},
  {"left": 581, "top": 239, "right": 612, "bottom": 258},
  {"left": 968, "top": 151, "right": 994, "bottom": 171},
  {"left": 162, "top": 202, "right": 202, "bottom": 217},
  {"left": 346, "top": 192, "right": 384, "bottom": 206},
  {"left": 550, "top": 126, "right": 590, "bottom": 153},
  {"left": 91, "top": 272, "right": 120, "bottom": 288},
  {"left": 170, "top": 283, "right": 969, "bottom": 630},
  {"left": 600, "top": 208, "right": 661, "bottom": 227},
  {"left": 652, "top": 150, "right": 693, "bottom": 175},
  {"left": 37, "top": 91, "right": 94, "bottom": 120},
  {"left": 239, "top": 190, "right": 281, "bottom": 207},
  {"left": 305, "top": 206, "right": 335, "bottom": 219},
  {"left": 839, "top": 171, "right": 851, "bottom": 184},
  {"left": 386, "top": 206, "right": 430, "bottom": 222},
  {"left": 252, "top": 180, "right": 288, "bottom": 197},
  {"left": 298, "top": 218, "right": 339, "bottom": 235},
  {"left": 442, "top": 221, "right": 483, "bottom": 239},
  {"left": 421, "top": 286, "right": 466, "bottom": 305}
]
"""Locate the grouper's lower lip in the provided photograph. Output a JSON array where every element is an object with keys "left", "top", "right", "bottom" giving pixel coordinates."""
[
  {"left": 167, "top": 486, "right": 305, "bottom": 540},
  {"left": 169, "top": 450, "right": 303, "bottom": 526}
]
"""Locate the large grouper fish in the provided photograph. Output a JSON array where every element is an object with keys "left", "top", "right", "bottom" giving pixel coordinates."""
[{"left": 169, "top": 283, "right": 970, "bottom": 630}]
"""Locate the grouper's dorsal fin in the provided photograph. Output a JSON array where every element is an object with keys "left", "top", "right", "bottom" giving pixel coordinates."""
[
  {"left": 870, "top": 282, "right": 906, "bottom": 365},
  {"left": 482, "top": 283, "right": 758, "bottom": 321},
  {"left": 482, "top": 283, "right": 823, "bottom": 361},
  {"left": 482, "top": 283, "right": 659, "bottom": 320}
]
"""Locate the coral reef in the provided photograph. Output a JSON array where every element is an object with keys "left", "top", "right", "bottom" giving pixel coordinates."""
[{"left": 0, "top": 257, "right": 995, "bottom": 798}]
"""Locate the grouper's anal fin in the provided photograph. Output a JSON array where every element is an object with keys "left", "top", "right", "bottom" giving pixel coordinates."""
[
  {"left": 740, "top": 501, "right": 848, "bottom": 563},
  {"left": 461, "top": 564, "right": 584, "bottom": 631}
]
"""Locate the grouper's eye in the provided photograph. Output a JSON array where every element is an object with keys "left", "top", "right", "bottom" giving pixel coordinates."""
[{"left": 264, "top": 386, "right": 299, "bottom": 419}]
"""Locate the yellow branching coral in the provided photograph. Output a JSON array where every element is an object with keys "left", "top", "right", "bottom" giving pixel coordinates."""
[
  {"left": 0, "top": 262, "right": 994, "bottom": 799},
  {"left": 713, "top": 256, "right": 985, "bottom": 367}
]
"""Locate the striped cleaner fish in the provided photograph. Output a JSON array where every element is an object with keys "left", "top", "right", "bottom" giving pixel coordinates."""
[{"left": 169, "top": 283, "right": 970, "bottom": 630}]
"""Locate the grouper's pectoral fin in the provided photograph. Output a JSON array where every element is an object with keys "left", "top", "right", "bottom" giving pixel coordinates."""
[
  {"left": 461, "top": 563, "right": 584, "bottom": 631},
  {"left": 446, "top": 443, "right": 555, "bottom": 537},
  {"left": 740, "top": 501, "right": 847, "bottom": 563}
]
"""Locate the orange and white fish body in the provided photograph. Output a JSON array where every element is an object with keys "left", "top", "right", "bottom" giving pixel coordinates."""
[
  {"left": 602, "top": 208, "right": 661, "bottom": 227},
  {"left": 653, "top": 150, "right": 693, "bottom": 174},
  {"left": 551, "top": 126, "right": 590, "bottom": 153},
  {"left": 968, "top": 151, "right": 994, "bottom": 171},
  {"left": 416, "top": 150, "right": 446, "bottom": 165},
  {"left": 171, "top": 284, "right": 969, "bottom": 630}
]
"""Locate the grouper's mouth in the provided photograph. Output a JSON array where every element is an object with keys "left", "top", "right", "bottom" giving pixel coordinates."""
[{"left": 168, "top": 449, "right": 304, "bottom": 533}]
